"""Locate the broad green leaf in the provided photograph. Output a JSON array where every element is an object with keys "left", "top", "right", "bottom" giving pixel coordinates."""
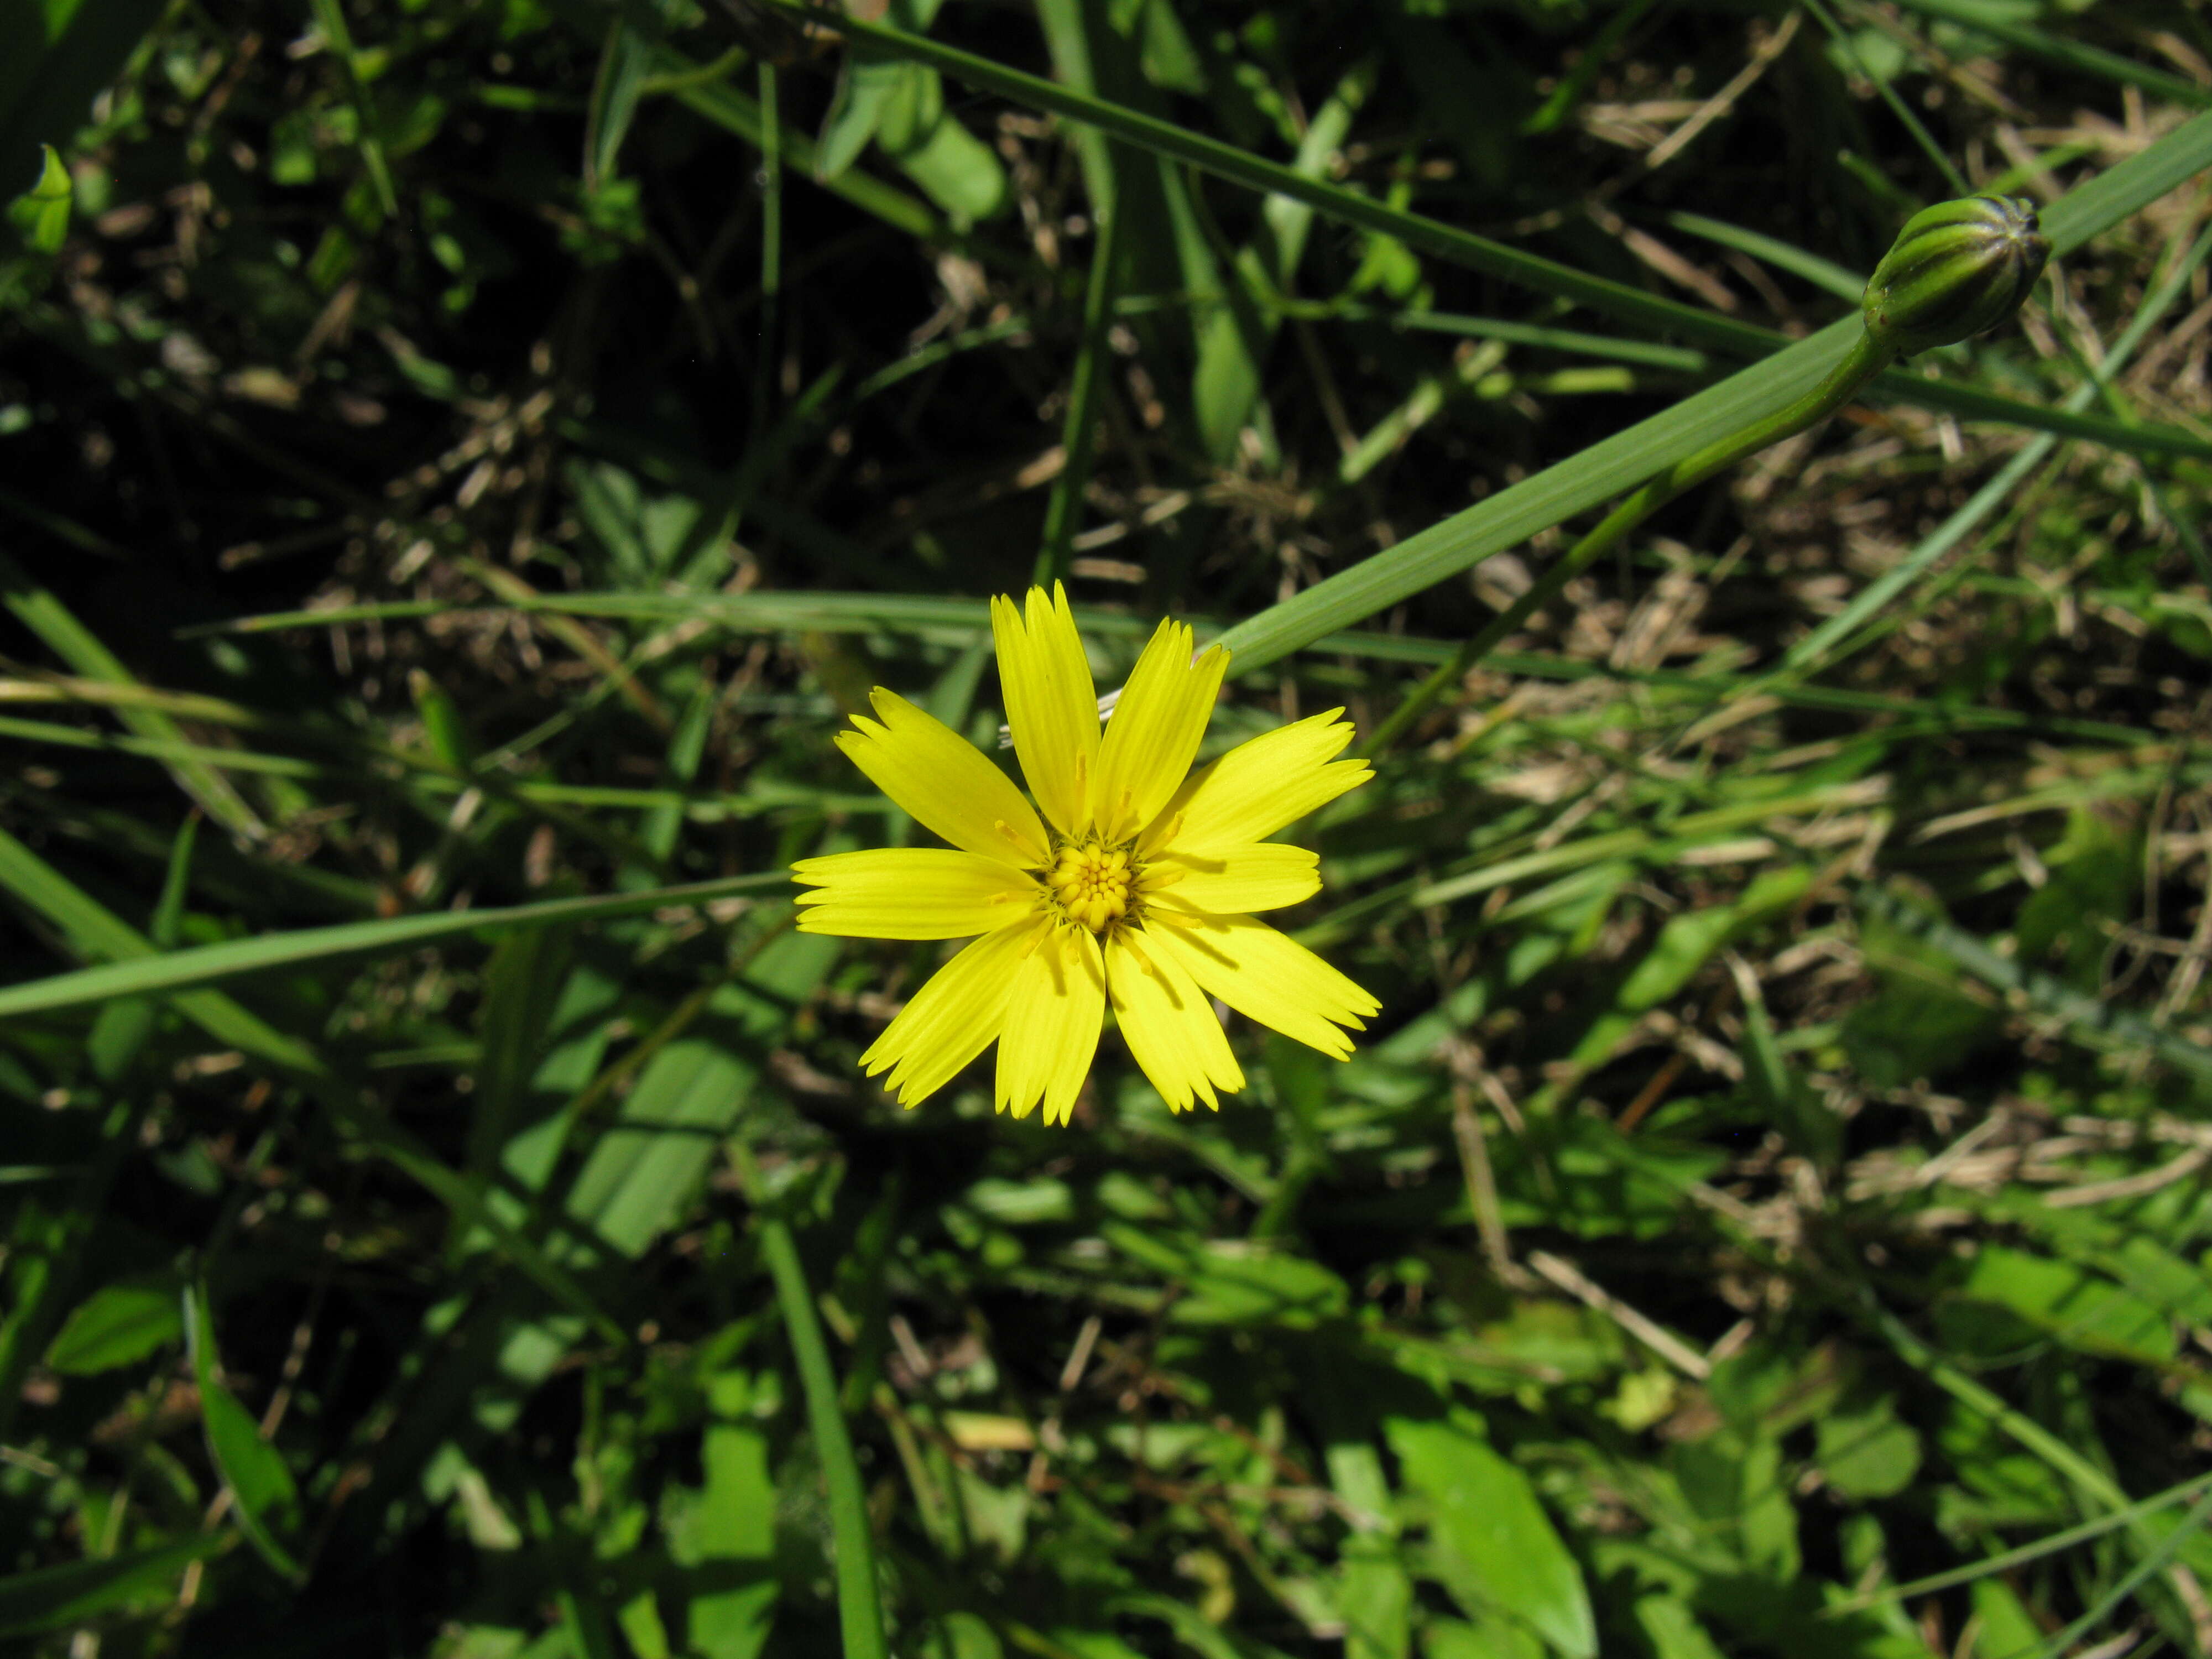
[
  {"left": 1632, "top": 1597, "right": 1728, "bottom": 1659},
  {"left": 1969, "top": 1578, "right": 2045, "bottom": 1659},
  {"left": 408, "top": 666, "right": 475, "bottom": 771},
  {"left": 564, "top": 1025, "right": 757, "bottom": 1260},
  {"left": 1942, "top": 1245, "right": 2177, "bottom": 1365},
  {"left": 1340, "top": 1533, "right": 1412, "bottom": 1659},
  {"left": 463, "top": 925, "right": 578, "bottom": 1188},
  {"left": 1974, "top": 1191, "right": 2212, "bottom": 1329},
  {"left": 678, "top": 72, "right": 943, "bottom": 241},
  {"left": 934, "top": 1613, "right": 1003, "bottom": 1659},
  {"left": 1169, "top": 1246, "right": 1349, "bottom": 1328},
  {"left": 45, "top": 1278, "right": 182, "bottom": 1374},
  {"left": 1843, "top": 898, "right": 2004, "bottom": 1089},
  {"left": 1426, "top": 1616, "right": 1542, "bottom": 1659},
  {"left": 2012, "top": 808, "right": 2139, "bottom": 989},
  {"left": 1853, "top": 883, "right": 2212, "bottom": 1089},
  {"left": 1386, "top": 1413, "right": 1595, "bottom": 1658},
  {"left": 6, "top": 144, "right": 69, "bottom": 253},
  {"left": 875, "top": 64, "right": 1007, "bottom": 225},
  {"left": 186, "top": 1285, "right": 304, "bottom": 1581},
  {"left": 1673, "top": 1428, "right": 1800, "bottom": 1578},
  {"left": 815, "top": 51, "right": 903, "bottom": 181},
  {"left": 668, "top": 1422, "right": 778, "bottom": 1659},
  {"left": 963, "top": 1177, "right": 1074, "bottom": 1225},
  {"left": 0, "top": 0, "right": 164, "bottom": 187},
  {"left": 1615, "top": 866, "right": 1809, "bottom": 1010},
  {"left": 1815, "top": 1398, "right": 1923, "bottom": 1501}
]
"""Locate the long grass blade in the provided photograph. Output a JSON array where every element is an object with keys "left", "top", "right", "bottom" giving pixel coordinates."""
[
  {"left": 0, "top": 870, "right": 788, "bottom": 1019},
  {"left": 1208, "top": 108, "right": 2212, "bottom": 674},
  {"left": 727, "top": 1139, "right": 889, "bottom": 1659},
  {"left": 1887, "top": 0, "right": 2212, "bottom": 110}
]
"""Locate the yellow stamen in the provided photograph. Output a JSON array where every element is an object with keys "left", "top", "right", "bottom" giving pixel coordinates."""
[{"left": 1047, "top": 839, "right": 1138, "bottom": 934}]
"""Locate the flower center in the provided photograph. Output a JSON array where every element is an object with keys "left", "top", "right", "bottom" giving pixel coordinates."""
[{"left": 1048, "top": 841, "right": 1135, "bottom": 933}]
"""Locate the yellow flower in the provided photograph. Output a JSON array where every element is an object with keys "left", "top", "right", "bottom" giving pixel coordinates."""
[{"left": 793, "top": 585, "right": 1379, "bottom": 1124}]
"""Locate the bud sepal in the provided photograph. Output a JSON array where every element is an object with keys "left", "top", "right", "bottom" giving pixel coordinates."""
[{"left": 1862, "top": 195, "right": 2050, "bottom": 356}]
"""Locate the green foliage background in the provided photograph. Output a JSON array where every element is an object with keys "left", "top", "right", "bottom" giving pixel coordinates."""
[{"left": 3, "top": 1, "right": 2212, "bottom": 1656}]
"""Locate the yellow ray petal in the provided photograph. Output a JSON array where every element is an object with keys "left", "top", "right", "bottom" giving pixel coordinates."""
[
  {"left": 1144, "top": 910, "right": 1379, "bottom": 1061},
  {"left": 1106, "top": 928, "right": 1244, "bottom": 1112},
  {"left": 862, "top": 924, "right": 1037, "bottom": 1105},
  {"left": 991, "top": 584, "right": 1100, "bottom": 836},
  {"left": 995, "top": 923, "right": 1105, "bottom": 1125},
  {"left": 1148, "top": 708, "right": 1370, "bottom": 858},
  {"left": 1094, "top": 619, "right": 1227, "bottom": 843},
  {"left": 1147, "top": 843, "right": 1319, "bottom": 915},
  {"left": 834, "top": 689, "right": 1050, "bottom": 865},
  {"left": 792, "top": 849, "right": 1041, "bottom": 939}
]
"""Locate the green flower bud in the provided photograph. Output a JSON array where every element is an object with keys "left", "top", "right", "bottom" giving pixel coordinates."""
[{"left": 1862, "top": 195, "right": 2050, "bottom": 356}]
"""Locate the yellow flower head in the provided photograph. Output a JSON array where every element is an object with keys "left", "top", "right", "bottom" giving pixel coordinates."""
[{"left": 792, "top": 584, "right": 1378, "bottom": 1124}]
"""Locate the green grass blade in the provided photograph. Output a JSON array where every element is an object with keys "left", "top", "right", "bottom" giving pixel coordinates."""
[
  {"left": 677, "top": 75, "right": 942, "bottom": 243},
  {"left": 751, "top": 0, "right": 2212, "bottom": 493},
  {"left": 2021, "top": 1485, "right": 2212, "bottom": 1659},
  {"left": 1881, "top": 375, "right": 2212, "bottom": 461},
  {"left": 756, "top": 0, "right": 1778, "bottom": 358},
  {"left": 1210, "top": 107, "right": 2212, "bottom": 675},
  {"left": 728, "top": 1140, "right": 889, "bottom": 1659},
  {"left": 185, "top": 1285, "right": 305, "bottom": 1583},
  {"left": 1036, "top": 144, "right": 1124, "bottom": 585},
  {"left": 0, "top": 870, "right": 789, "bottom": 1019},
  {"left": 305, "top": 0, "right": 399, "bottom": 216},
  {"left": 1785, "top": 220, "right": 2212, "bottom": 673},
  {"left": 0, "top": 1539, "right": 228, "bottom": 1638},
  {"left": 0, "top": 828, "right": 632, "bottom": 1347},
  {"left": 1663, "top": 211, "right": 1866, "bottom": 303},
  {"left": 2041, "top": 108, "right": 2212, "bottom": 252},
  {"left": 0, "top": 549, "right": 265, "bottom": 838},
  {"left": 1887, "top": 0, "right": 2212, "bottom": 110},
  {"left": 1823, "top": 1471, "right": 2212, "bottom": 1614},
  {"left": 1348, "top": 306, "right": 1713, "bottom": 373},
  {"left": 1210, "top": 317, "right": 1863, "bottom": 674},
  {"left": 1850, "top": 884, "right": 2212, "bottom": 1088}
]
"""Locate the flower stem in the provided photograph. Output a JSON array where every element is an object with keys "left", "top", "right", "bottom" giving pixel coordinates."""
[
  {"left": 727, "top": 1138, "right": 889, "bottom": 1659},
  {"left": 1362, "top": 329, "right": 1895, "bottom": 757}
]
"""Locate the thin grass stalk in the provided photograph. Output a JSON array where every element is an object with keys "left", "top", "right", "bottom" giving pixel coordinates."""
[
  {"left": 2022, "top": 1484, "right": 2212, "bottom": 1659},
  {"left": 1823, "top": 1471, "right": 2212, "bottom": 1615},
  {"left": 728, "top": 1139, "right": 889, "bottom": 1659},
  {"left": 1036, "top": 143, "right": 1124, "bottom": 586},
  {"left": 1799, "top": 0, "right": 1968, "bottom": 195},
  {"left": 1361, "top": 330, "right": 1892, "bottom": 753},
  {"left": 753, "top": 57, "right": 782, "bottom": 445},
  {"left": 1782, "top": 220, "right": 2212, "bottom": 675}
]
